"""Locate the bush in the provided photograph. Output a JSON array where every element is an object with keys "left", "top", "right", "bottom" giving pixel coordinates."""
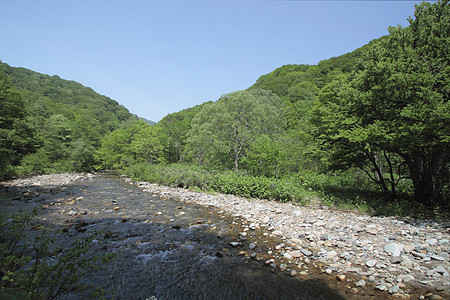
[
  {"left": 125, "top": 163, "right": 308, "bottom": 203},
  {"left": 0, "top": 210, "right": 116, "bottom": 299}
]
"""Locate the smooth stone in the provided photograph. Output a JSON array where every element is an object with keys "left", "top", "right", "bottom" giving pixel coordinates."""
[
  {"left": 391, "top": 256, "right": 403, "bottom": 264},
  {"left": 429, "top": 265, "right": 448, "bottom": 276},
  {"left": 399, "top": 275, "right": 415, "bottom": 282},
  {"left": 355, "top": 279, "right": 366, "bottom": 287},
  {"left": 290, "top": 250, "right": 302, "bottom": 258},
  {"left": 366, "top": 228, "right": 378, "bottom": 235},
  {"left": 314, "top": 220, "right": 325, "bottom": 227},
  {"left": 249, "top": 243, "right": 256, "bottom": 250},
  {"left": 376, "top": 284, "right": 387, "bottom": 291},
  {"left": 403, "top": 245, "right": 415, "bottom": 253},
  {"left": 327, "top": 250, "right": 338, "bottom": 260},
  {"left": 385, "top": 243, "right": 404, "bottom": 257},
  {"left": 353, "top": 224, "right": 363, "bottom": 232},
  {"left": 229, "top": 242, "right": 240, "bottom": 247},
  {"left": 283, "top": 252, "right": 293, "bottom": 260},
  {"left": 292, "top": 211, "right": 302, "bottom": 217},
  {"left": 431, "top": 255, "right": 444, "bottom": 261},
  {"left": 438, "top": 239, "right": 449, "bottom": 245},
  {"left": 389, "top": 285, "right": 400, "bottom": 294},
  {"left": 290, "top": 270, "right": 297, "bottom": 277},
  {"left": 366, "top": 260, "right": 377, "bottom": 267},
  {"left": 426, "top": 238, "right": 438, "bottom": 246},
  {"left": 412, "top": 251, "right": 427, "bottom": 258},
  {"left": 336, "top": 274, "right": 346, "bottom": 282},
  {"left": 301, "top": 249, "right": 312, "bottom": 256}
]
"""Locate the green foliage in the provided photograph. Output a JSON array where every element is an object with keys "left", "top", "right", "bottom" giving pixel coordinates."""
[
  {"left": 158, "top": 103, "right": 208, "bottom": 164},
  {"left": 0, "top": 61, "right": 134, "bottom": 177},
  {"left": 312, "top": 1, "right": 449, "bottom": 205},
  {"left": 250, "top": 45, "right": 369, "bottom": 99},
  {"left": 125, "top": 163, "right": 308, "bottom": 203},
  {"left": 241, "top": 135, "right": 283, "bottom": 178},
  {"left": 96, "top": 120, "right": 167, "bottom": 170},
  {"left": 70, "top": 139, "right": 96, "bottom": 172},
  {"left": 186, "top": 89, "right": 284, "bottom": 170},
  {"left": 0, "top": 210, "right": 116, "bottom": 299},
  {"left": 0, "top": 73, "right": 36, "bottom": 178}
]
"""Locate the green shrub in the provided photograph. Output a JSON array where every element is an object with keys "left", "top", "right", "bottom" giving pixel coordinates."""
[
  {"left": 125, "top": 163, "right": 307, "bottom": 203},
  {"left": 0, "top": 210, "right": 116, "bottom": 299}
]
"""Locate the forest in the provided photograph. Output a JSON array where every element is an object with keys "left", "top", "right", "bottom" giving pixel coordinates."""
[{"left": 1, "top": 1, "right": 448, "bottom": 217}]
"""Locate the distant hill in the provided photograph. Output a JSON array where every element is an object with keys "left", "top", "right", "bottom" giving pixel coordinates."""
[
  {"left": 138, "top": 116, "right": 157, "bottom": 126},
  {"left": 0, "top": 61, "right": 133, "bottom": 138},
  {"left": 0, "top": 60, "right": 136, "bottom": 175},
  {"left": 250, "top": 37, "right": 384, "bottom": 101}
]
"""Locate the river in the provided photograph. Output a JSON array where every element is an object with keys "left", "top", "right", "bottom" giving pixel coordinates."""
[{"left": 1, "top": 173, "right": 350, "bottom": 299}]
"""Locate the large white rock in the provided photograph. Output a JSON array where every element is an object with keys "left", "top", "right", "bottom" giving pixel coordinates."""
[{"left": 385, "top": 243, "right": 404, "bottom": 257}]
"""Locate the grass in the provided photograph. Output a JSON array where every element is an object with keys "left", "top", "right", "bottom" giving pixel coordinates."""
[{"left": 123, "top": 162, "right": 448, "bottom": 220}]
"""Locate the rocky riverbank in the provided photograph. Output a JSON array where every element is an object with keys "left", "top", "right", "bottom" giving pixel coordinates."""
[
  {"left": 131, "top": 179, "right": 449, "bottom": 300},
  {"left": 1, "top": 173, "right": 92, "bottom": 194},
  {"left": 2, "top": 173, "right": 449, "bottom": 299}
]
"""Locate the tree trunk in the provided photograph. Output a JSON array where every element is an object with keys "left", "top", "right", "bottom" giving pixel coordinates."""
[{"left": 405, "top": 151, "right": 447, "bottom": 205}]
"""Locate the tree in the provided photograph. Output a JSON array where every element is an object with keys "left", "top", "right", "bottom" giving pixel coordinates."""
[
  {"left": 158, "top": 103, "right": 207, "bottom": 163},
  {"left": 241, "top": 134, "right": 283, "bottom": 178},
  {"left": 130, "top": 125, "right": 167, "bottom": 165},
  {"left": 96, "top": 120, "right": 167, "bottom": 170},
  {"left": 313, "top": 1, "right": 449, "bottom": 204},
  {"left": 187, "top": 89, "right": 284, "bottom": 170},
  {"left": 0, "top": 73, "right": 35, "bottom": 177}
]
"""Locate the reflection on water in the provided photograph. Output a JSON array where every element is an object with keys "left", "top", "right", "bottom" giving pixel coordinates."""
[{"left": 1, "top": 174, "right": 346, "bottom": 300}]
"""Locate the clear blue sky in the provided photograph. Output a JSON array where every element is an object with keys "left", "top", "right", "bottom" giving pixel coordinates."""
[{"left": 1, "top": 0, "right": 428, "bottom": 122}]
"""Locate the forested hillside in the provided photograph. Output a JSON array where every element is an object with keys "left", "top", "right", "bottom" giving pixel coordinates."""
[{"left": 0, "top": 61, "right": 135, "bottom": 177}]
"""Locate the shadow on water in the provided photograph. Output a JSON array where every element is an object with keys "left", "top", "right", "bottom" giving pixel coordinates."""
[{"left": 1, "top": 174, "right": 347, "bottom": 300}]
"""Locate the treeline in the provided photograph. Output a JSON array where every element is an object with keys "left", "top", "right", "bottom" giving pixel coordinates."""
[
  {"left": 0, "top": 61, "right": 134, "bottom": 177},
  {"left": 1, "top": 1, "right": 448, "bottom": 216}
]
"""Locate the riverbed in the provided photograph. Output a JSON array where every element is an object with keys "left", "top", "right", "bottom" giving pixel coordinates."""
[{"left": 1, "top": 173, "right": 448, "bottom": 299}]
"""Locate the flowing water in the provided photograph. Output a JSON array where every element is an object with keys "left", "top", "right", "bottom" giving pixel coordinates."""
[{"left": 1, "top": 174, "right": 347, "bottom": 299}]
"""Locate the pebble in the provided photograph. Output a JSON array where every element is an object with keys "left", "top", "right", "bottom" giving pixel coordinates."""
[
  {"left": 376, "top": 284, "right": 387, "bottom": 291},
  {"left": 283, "top": 253, "right": 293, "bottom": 260},
  {"left": 366, "top": 260, "right": 377, "bottom": 267},
  {"left": 355, "top": 279, "right": 366, "bottom": 287},
  {"left": 336, "top": 274, "right": 346, "bottom": 282},
  {"left": 389, "top": 285, "right": 400, "bottom": 294}
]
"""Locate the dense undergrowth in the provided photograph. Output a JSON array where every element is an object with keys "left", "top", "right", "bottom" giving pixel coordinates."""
[{"left": 123, "top": 163, "right": 444, "bottom": 219}]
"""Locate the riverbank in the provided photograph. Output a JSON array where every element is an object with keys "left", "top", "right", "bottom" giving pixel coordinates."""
[
  {"left": 1, "top": 173, "right": 92, "bottom": 194},
  {"left": 131, "top": 178, "right": 449, "bottom": 300},
  {"left": 2, "top": 173, "right": 449, "bottom": 299}
]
